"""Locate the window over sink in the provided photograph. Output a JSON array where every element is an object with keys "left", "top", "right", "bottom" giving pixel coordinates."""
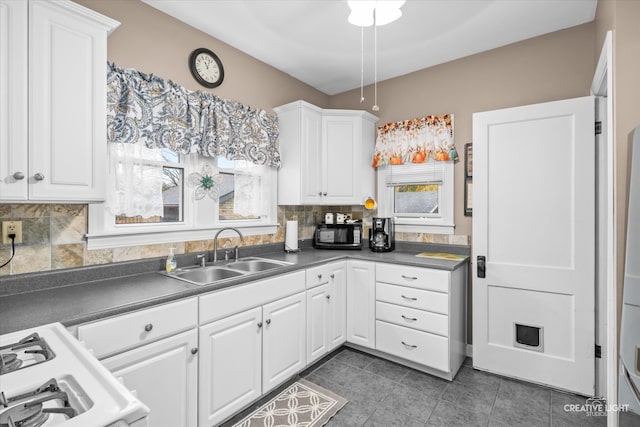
[{"left": 87, "top": 152, "right": 277, "bottom": 250}]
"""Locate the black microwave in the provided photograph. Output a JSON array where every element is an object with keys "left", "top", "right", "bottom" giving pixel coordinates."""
[{"left": 313, "top": 223, "right": 363, "bottom": 250}]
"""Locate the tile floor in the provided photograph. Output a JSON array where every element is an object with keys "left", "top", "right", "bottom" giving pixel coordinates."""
[{"left": 224, "top": 347, "right": 640, "bottom": 427}]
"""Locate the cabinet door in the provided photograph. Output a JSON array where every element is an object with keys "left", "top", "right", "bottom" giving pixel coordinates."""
[
  {"left": 263, "top": 292, "right": 306, "bottom": 393},
  {"left": 102, "top": 329, "right": 198, "bottom": 427},
  {"left": 347, "top": 260, "right": 376, "bottom": 348},
  {"left": 301, "top": 107, "right": 323, "bottom": 203},
  {"left": 0, "top": 0, "right": 28, "bottom": 201},
  {"left": 328, "top": 262, "right": 347, "bottom": 350},
  {"left": 28, "top": 0, "right": 110, "bottom": 201},
  {"left": 306, "top": 283, "right": 329, "bottom": 365},
  {"left": 199, "top": 307, "right": 262, "bottom": 427},
  {"left": 322, "top": 115, "right": 357, "bottom": 204}
]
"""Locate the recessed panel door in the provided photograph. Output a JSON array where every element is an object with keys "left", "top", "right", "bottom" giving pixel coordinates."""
[{"left": 473, "top": 96, "right": 595, "bottom": 396}]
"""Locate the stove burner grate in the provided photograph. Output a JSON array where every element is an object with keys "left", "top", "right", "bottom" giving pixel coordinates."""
[
  {"left": 0, "top": 379, "right": 77, "bottom": 427},
  {"left": 0, "top": 333, "right": 55, "bottom": 375}
]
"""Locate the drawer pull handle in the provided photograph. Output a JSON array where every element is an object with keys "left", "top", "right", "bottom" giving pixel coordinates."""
[
  {"left": 266, "top": 319, "right": 271, "bottom": 325},
  {"left": 144, "top": 323, "right": 153, "bottom": 332},
  {"left": 257, "top": 322, "right": 263, "bottom": 328},
  {"left": 191, "top": 347, "right": 198, "bottom": 355},
  {"left": 401, "top": 295, "right": 418, "bottom": 301},
  {"left": 401, "top": 275, "right": 418, "bottom": 280},
  {"left": 401, "top": 315, "right": 417, "bottom": 321},
  {"left": 401, "top": 341, "right": 418, "bottom": 349}
]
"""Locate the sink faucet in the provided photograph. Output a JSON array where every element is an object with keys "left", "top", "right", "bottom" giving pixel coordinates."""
[{"left": 213, "top": 227, "right": 244, "bottom": 262}]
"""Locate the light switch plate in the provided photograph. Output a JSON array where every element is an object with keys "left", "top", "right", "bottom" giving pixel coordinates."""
[{"left": 2, "top": 220, "right": 23, "bottom": 244}]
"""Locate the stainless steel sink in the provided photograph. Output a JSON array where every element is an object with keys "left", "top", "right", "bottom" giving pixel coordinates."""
[
  {"left": 225, "top": 259, "right": 288, "bottom": 273},
  {"left": 173, "top": 267, "right": 244, "bottom": 285},
  {"left": 163, "top": 257, "right": 291, "bottom": 286}
]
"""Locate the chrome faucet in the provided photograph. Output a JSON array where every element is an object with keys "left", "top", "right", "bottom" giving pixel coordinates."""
[{"left": 213, "top": 227, "right": 244, "bottom": 262}]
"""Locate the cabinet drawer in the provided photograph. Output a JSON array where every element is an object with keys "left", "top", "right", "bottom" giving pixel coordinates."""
[
  {"left": 306, "top": 264, "right": 332, "bottom": 289},
  {"left": 200, "top": 271, "right": 305, "bottom": 324},
  {"left": 376, "top": 263, "right": 449, "bottom": 293},
  {"left": 376, "top": 321, "right": 449, "bottom": 372},
  {"left": 376, "top": 301, "right": 448, "bottom": 337},
  {"left": 77, "top": 298, "right": 198, "bottom": 359},
  {"left": 376, "top": 282, "right": 448, "bottom": 315}
]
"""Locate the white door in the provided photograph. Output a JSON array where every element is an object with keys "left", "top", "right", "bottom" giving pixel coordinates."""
[
  {"left": 301, "top": 107, "right": 323, "bottom": 203},
  {"left": 472, "top": 96, "right": 595, "bottom": 396},
  {"left": 323, "top": 115, "right": 356, "bottom": 203},
  {"left": 102, "top": 330, "right": 198, "bottom": 427},
  {"left": 329, "top": 262, "right": 347, "bottom": 350},
  {"left": 0, "top": 0, "right": 28, "bottom": 201},
  {"left": 347, "top": 260, "right": 376, "bottom": 349},
  {"left": 262, "top": 292, "right": 306, "bottom": 393},
  {"left": 199, "top": 307, "right": 262, "bottom": 427},
  {"left": 306, "top": 283, "right": 330, "bottom": 364}
]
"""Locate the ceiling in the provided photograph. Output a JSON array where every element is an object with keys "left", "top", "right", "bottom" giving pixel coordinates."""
[{"left": 142, "top": 0, "right": 598, "bottom": 95}]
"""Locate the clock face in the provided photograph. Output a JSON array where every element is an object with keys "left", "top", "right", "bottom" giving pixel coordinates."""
[{"left": 189, "top": 48, "right": 224, "bottom": 88}]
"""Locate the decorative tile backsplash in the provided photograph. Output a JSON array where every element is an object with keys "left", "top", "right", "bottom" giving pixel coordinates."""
[{"left": 0, "top": 203, "right": 468, "bottom": 276}]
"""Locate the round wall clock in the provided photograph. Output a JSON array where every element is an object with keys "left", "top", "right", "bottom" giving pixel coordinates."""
[{"left": 189, "top": 48, "right": 224, "bottom": 88}]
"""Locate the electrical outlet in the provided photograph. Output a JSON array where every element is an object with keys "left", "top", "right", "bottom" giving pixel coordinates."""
[{"left": 2, "top": 221, "right": 23, "bottom": 244}]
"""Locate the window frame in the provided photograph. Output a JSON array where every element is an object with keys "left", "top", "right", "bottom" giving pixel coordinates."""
[
  {"left": 87, "top": 153, "right": 278, "bottom": 250},
  {"left": 376, "top": 162, "right": 455, "bottom": 234}
]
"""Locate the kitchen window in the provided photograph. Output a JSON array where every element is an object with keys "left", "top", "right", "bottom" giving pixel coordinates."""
[
  {"left": 376, "top": 161, "right": 455, "bottom": 234},
  {"left": 87, "top": 153, "right": 277, "bottom": 250}
]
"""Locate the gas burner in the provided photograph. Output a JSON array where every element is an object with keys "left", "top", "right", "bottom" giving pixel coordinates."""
[
  {"left": 0, "top": 334, "right": 54, "bottom": 375},
  {"left": 0, "top": 379, "right": 77, "bottom": 427}
]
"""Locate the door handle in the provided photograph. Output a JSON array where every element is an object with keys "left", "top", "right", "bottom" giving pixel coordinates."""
[{"left": 477, "top": 256, "right": 486, "bottom": 278}]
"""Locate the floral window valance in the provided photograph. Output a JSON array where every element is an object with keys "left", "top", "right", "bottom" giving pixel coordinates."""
[
  {"left": 371, "top": 114, "right": 458, "bottom": 167},
  {"left": 106, "top": 63, "right": 281, "bottom": 168}
]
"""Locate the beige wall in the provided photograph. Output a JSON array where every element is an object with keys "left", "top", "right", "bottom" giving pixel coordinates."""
[
  {"left": 75, "top": 0, "right": 329, "bottom": 112},
  {"left": 330, "top": 23, "right": 597, "bottom": 238}
]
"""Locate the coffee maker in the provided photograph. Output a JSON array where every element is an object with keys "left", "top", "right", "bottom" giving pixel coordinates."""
[{"left": 369, "top": 217, "right": 395, "bottom": 252}]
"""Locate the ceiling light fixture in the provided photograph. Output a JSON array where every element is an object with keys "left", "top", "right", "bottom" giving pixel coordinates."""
[{"left": 348, "top": 0, "right": 405, "bottom": 112}]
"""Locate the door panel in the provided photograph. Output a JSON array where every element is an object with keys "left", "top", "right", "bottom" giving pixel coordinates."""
[
  {"left": 473, "top": 96, "right": 595, "bottom": 396},
  {"left": 199, "top": 307, "right": 262, "bottom": 427},
  {"left": 262, "top": 292, "right": 306, "bottom": 393},
  {"left": 102, "top": 330, "right": 198, "bottom": 427},
  {"left": 347, "top": 260, "right": 376, "bottom": 348},
  {"left": 329, "top": 262, "right": 347, "bottom": 349}
]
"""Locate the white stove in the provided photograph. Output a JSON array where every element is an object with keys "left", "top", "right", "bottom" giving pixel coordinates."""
[{"left": 0, "top": 323, "right": 149, "bottom": 427}]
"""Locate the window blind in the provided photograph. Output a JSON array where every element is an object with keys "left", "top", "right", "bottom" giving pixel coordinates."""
[{"left": 386, "top": 162, "right": 445, "bottom": 186}]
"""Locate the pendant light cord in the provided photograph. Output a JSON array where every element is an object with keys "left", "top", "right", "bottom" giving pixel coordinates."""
[
  {"left": 372, "top": 8, "right": 379, "bottom": 111},
  {"left": 360, "top": 26, "right": 364, "bottom": 103}
]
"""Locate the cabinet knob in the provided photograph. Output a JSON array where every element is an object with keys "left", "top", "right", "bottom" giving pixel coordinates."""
[
  {"left": 318, "top": 192, "right": 322, "bottom": 196},
  {"left": 330, "top": 274, "right": 335, "bottom": 279},
  {"left": 13, "top": 172, "right": 25, "bottom": 180},
  {"left": 144, "top": 323, "right": 153, "bottom": 332},
  {"left": 33, "top": 173, "right": 44, "bottom": 181},
  {"left": 257, "top": 322, "right": 263, "bottom": 328},
  {"left": 191, "top": 347, "right": 198, "bottom": 355},
  {"left": 265, "top": 319, "right": 271, "bottom": 325},
  {"left": 326, "top": 294, "right": 331, "bottom": 300},
  {"left": 317, "top": 274, "right": 322, "bottom": 280},
  {"left": 323, "top": 192, "right": 327, "bottom": 196}
]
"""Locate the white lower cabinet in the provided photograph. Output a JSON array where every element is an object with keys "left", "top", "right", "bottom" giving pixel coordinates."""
[
  {"left": 306, "top": 261, "right": 347, "bottom": 364},
  {"left": 198, "top": 288, "right": 306, "bottom": 427},
  {"left": 198, "top": 307, "right": 262, "bottom": 427},
  {"left": 102, "top": 329, "right": 198, "bottom": 427},
  {"left": 346, "top": 260, "right": 376, "bottom": 349},
  {"left": 76, "top": 298, "right": 199, "bottom": 427}
]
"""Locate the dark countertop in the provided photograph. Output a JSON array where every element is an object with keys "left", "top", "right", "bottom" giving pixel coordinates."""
[{"left": 0, "top": 244, "right": 468, "bottom": 335}]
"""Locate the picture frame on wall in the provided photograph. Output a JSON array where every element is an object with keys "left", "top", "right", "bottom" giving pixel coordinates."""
[
  {"left": 464, "top": 177, "right": 473, "bottom": 216},
  {"left": 465, "top": 143, "right": 473, "bottom": 177}
]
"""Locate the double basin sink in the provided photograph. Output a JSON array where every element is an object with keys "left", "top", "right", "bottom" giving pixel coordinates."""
[{"left": 164, "top": 257, "right": 292, "bottom": 286}]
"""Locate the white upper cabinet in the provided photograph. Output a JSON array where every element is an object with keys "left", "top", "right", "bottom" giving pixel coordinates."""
[
  {"left": 275, "top": 100, "right": 378, "bottom": 205},
  {"left": 0, "top": 0, "right": 119, "bottom": 202}
]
